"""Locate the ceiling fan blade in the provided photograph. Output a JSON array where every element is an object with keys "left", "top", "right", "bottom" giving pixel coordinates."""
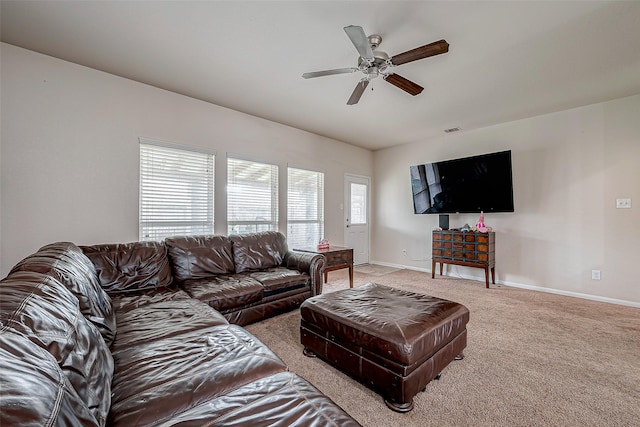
[
  {"left": 302, "top": 68, "right": 358, "bottom": 79},
  {"left": 347, "top": 80, "right": 370, "bottom": 105},
  {"left": 344, "top": 25, "right": 374, "bottom": 61},
  {"left": 390, "top": 39, "right": 449, "bottom": 66},
  {"left": 384, "top": 73, "right": 424, "bottom": 96}
]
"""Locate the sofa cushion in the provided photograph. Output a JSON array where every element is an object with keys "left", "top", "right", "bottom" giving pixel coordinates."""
[
  {"left": 249, "top": 267, "right": 310, "bottom": 297},
  {"left": 157, "top": 371, "right": 362, "bottom": 427},
  {"left": 110, "top": 287, "right": 191, "bottom": 313},
  {"left": 108, "top": 324, "right": 288, "bottom": 427},
  {"left": 9, "top": 242, "right": 116, "bottom": 346},
  {"left": 81, "top": 241, "right": 173, "bottom": 293},
  {"left": 111, "top": 298, "right": 229, "bottom": 352},
  {"left": 181, "top": 274, "right": 263, "bottom": 311},
  {"left": 166, "top": 235, "right": 235, "bottom": 281},
  {"left": 0, "top": 272, "right": 114, "bottom": 426},
  {"left": 230, "top": 231, "right": 288, "bottom": 273},
  {"left": 0, "top": 331, "right": 101, "bottom": 427}
]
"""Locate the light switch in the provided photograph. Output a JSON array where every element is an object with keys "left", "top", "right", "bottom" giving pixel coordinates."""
[{"left": 616, "top": 198, "right": 632, "bottom": 209}]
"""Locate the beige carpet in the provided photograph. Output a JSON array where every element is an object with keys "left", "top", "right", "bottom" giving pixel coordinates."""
[
  {"left": 246, "top": 269, "right": 640, "bottom": 427},
  {"left": 354, "top": 263, "right": 402, "bottom": 276}
]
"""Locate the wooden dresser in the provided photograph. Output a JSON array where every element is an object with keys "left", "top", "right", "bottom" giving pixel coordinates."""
[{"left": 432, "top": 230, "right": 495, "bottom": 288}]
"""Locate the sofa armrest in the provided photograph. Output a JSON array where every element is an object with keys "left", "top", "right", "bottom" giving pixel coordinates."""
[{"left": 283, "top": 251, "right": 326, "bottom": 296}]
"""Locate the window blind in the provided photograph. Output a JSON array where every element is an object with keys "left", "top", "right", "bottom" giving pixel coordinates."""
[
  {"left": 287, "top": 167, "right": 324, "bottom": 249},
  {"left": 227, "top": 157, "right": 278, "bottom": 235},
  {"left": 139, "top": 142, "right": 214, "bottom": 240}
]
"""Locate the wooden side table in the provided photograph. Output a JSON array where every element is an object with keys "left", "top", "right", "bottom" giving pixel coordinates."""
[{"left": 294, "top": 246, "right": 354, "bottom": 288}]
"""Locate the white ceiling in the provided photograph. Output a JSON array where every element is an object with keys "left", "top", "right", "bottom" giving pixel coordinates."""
[{"left": 2, "top": 1, "right": 640, "bottom": 151}]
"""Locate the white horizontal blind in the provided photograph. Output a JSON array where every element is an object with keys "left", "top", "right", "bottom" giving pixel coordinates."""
[
  {"left": 227, "top": 157, "right": 278, "bottom": 235},
  {"left": 140, "top": 142, "right": 214, "bottom": 241},
  {"left": 287, "top": 167, "right": 324, "bottom": 249}
]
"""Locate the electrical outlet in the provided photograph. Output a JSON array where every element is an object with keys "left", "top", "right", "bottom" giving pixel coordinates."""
[
  {"left": 402, "top": 249, "right": 407, "bottom": 256},
  {"left": 591, "top": 270, "right": 601, "bottom": 280},
  {"left": 616, "top": 198, "right": 631, "bottom": 209}
]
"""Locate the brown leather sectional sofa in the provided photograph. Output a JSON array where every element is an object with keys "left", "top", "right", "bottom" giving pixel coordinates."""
[{"left": 0, "top": 231, "right": 360, "bottom": 426}]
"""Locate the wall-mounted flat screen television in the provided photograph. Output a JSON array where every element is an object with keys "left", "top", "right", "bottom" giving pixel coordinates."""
[{"left": 410, "top": 150, "right": 514, "bottom": 214}]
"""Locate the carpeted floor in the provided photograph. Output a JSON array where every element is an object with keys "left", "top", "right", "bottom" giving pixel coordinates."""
[
  {"left": 354, "top": 263, "right": 401, "bottom": 276},
  {"left": 246, "top": 268, "right": 640, "bottom": 427}
]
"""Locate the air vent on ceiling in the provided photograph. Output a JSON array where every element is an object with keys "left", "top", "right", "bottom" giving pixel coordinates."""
[{"left": 444, "top": 127, "right": 462, "bottom": 133}]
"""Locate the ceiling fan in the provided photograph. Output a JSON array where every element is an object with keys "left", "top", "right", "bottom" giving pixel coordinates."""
[{"left": 302, "top": 25, "right": 449, "bottom": 105}]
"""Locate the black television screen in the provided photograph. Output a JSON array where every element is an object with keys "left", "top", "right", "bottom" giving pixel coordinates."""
[{"left": 410, "top": 150, "right": 514, "bottom": 214}]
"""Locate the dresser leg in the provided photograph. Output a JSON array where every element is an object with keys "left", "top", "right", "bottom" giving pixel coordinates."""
[
  {"left": 485, "top": 267, "right": 490, "bottom": 288},
  {"left": 491, "top": 267, "right": 495, "bottom": 284},
  {"left": 348, "top": 265, "right": 353, "bottom": 288},
  {"left": 431, "top": 259, "right": 436, "bottom": 279}
]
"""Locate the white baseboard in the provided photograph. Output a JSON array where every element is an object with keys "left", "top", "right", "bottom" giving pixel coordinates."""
[{"left": 369, "top": 260, "right": 640, "bottom": 309}]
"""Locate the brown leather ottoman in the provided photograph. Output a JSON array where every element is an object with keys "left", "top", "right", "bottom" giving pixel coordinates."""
[{"left": 300, "top": 282, "right": 469, "bottom": 412}]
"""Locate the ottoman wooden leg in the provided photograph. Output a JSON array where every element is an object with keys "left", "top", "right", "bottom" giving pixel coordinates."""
[
  {"left": 303, "top": 348, "right": 317, "bottom": 358},
  {"left": 384, "top": 399, "right": 414, "bottom": 413},
  {"left": 454, "top": 353, "right": 464, "bottom": 361}
]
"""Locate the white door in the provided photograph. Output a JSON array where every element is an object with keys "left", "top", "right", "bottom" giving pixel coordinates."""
[{"left": 345, "top": 174, "right": 370, "bottom": 265}]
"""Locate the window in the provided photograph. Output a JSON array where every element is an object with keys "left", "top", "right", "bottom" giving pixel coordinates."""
[
  {"left": 139, "top": 140, "right": 214, "bottom": 240},
  {"left": 350, "top": 182, "right": 368, "bottom": 224},
  {"left": 227, "top": 157, "right": 278, "bottom": 234},
  {"left": 287, "top": 167, "right": 324, "bottom": 249}
]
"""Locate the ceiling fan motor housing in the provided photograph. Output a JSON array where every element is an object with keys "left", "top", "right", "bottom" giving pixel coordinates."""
[{"left": 359, "top": 34, "right": 391, "bottom": 76}]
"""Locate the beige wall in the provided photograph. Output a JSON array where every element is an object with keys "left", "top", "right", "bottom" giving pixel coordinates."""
[
  {"left": 3, "top": 43, "right": 638, "bottom": 306},
  {"left": 0, "top": 43, "right": 373, "bottom": 276},
  {"left": 372, "top": 94, "right": 640, "bottom": 306}
]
